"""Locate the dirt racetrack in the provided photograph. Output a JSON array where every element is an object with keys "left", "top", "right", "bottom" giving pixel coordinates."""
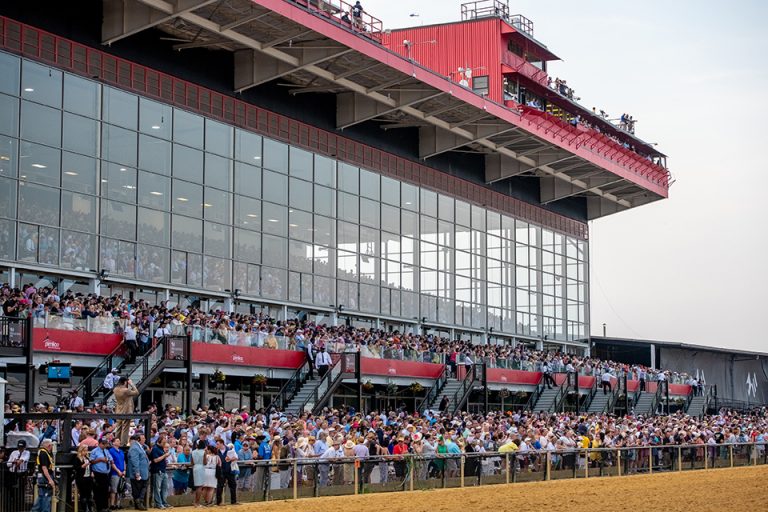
[{"left": 177, "top": 465, "right": 768, "bottom": 512}]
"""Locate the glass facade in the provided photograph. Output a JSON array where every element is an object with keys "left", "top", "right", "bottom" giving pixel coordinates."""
[{"left": 0, "top": 50, "right": 588, "bottom": 342}]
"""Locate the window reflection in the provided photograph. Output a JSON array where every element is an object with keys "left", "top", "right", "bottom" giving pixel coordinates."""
[{"left": 21, "top": 61, "right": 62, "bottom": 108}]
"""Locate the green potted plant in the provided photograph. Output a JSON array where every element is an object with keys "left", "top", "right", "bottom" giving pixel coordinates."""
[{"left": 362, "top": 380, "right": 374, "bottom": 392}]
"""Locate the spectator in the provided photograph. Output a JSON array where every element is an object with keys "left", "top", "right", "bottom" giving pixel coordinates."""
[
  {"left": 108, "top": 437, "right": 127, "bottom": 510},
  {"left": 149, "top": 437, "right": 172, "bottom": 509},
  {"left": 30, "top": 439, "right": 56, "bottom": 512},
  {"left": 127, "top": 434, "right": 150, "bottom": 511},
  {"left": 89, "top": 437, "right": 113, "bottom": 512},
  {"left": 74, "top": 444, "right": 94, "bottom": 512},
  {"left": 215, "top": 439, "right": 238, "bottom": 505}
]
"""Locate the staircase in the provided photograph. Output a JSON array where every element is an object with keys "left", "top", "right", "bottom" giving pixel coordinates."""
[
  {"left": 532, "top": 385, "right": 564, "bottom": 413},
  {"left": 427, "top": 378, "right": 464, "bottom": 412},
  {"left": 587, "top": 390, "right": 613, "bottom": 414},
  {"left": 283, "top": 375, "right": 322, "bottom": 415},
  {"left": 686, "top": 395, "right": 707, "bottom": 417},
  {"left": 72, "top": 336, "right": 188, "bottom": 408},
  {"left": 633, "top": 392, "right": 656, "bottom": 416}
]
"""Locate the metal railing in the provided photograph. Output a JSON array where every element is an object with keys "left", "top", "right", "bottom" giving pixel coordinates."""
[
  {"left": 289, "top": 0, "right": 383, "bottom": 41},
  {"left": 270, "top": 360, "right": 311, "bottom": 411},
  {"left": 525, "top": 381, "right": 545, "bottom": 411},
  {"left": 32, "top": 313, "right": 127, "bottom": 334},
  {"left": 451, "top": 364, "right": 480, "bottom": 414},
  {"left": 582, "top": 376, "right": 598, "bottom": 412},
  {"left": 461, "top": 0, "right": 510, "bottom": 21},
  {"left": 295, "top": 354, "right": 346, "bottom": 414},
  {"left": 68, "top": 341, "right": 130, "bottom": 406},
  {"left": 144, "top": 441, "right": 768, "bottom": 507},
  {"left": 0, "top": 316, "right": 29, "bottom": 350},
  {"left": 650, "top": 381, "right": 666, "bottom": 416},
  {"left": 417, "top": 364, "right": 447, "bottom": 415}
]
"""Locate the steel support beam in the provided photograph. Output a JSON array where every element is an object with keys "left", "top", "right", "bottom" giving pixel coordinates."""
[
  {"left": 485, "top": 153, "right": 537, "bottom": 183},
  {"left": 234, "top": 46, "right": 353, "bottom": 92},
  {"left": 419, "top": 124, "right": 519, "bottom": 160},
  {"left": 102, "top": 0, "right": 219, "bottom": 45},
  {"left": 337, "top": 90, "right": 445, "bottom": 130},
  {"left": 541, "top": 176, "right": 626, "bottom": 204}
]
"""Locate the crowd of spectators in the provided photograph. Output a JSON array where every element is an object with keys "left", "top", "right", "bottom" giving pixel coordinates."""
[
  {"left": 4, "top": 400, "right": 768, "bottom": 509},
  {"left": 2, "top": 282, "right": 704, "bottom": 388}
]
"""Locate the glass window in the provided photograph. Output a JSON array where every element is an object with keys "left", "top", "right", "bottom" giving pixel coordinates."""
[
  {"left": 438, "top": 194, "right": 454, "bottom": 222},
  {"left": 205, "top": 119, "right": 232, "bottom": 157},
  {"left": 118, "top": 240, "right": 136, "bottom": 277},
  {"left": 172, "top": 215, "right": 202, "bottom": 252},
  {"left": 338, "top": 221, "right": 358, "bottom": 251},
  {"left": 61, "top": 191, "right": 97, "bottom": 232},
  {"left": 139, "top": 135, "right": 171, "bottom": 175},
  {"left": 289, "top": 240, "right": 312, "bottom": 272},
  {"left": 100, "top": 199, "right": 136, "bottom": 240},
  {"left": 338, "top": 162, "right": 358, "bottom": 194},
  {"left": 139, "top": 97, "right": 172, "bottom": 139},
  {"left": 62, "top": 152, "right": 97, "bottom": 194},
  {"left": 204, "top": 221, "right": 230, "bottom": 258},
  {"left": 138, "top": 208, "right": 170, "bottom": 246},
  {"left": 314, "top": 154, "right": 334, "bottom": 187},
  {"left": 402, "top": 183, "right": 418, "bottom": 211},
  {"left": 286, "top": 209, "right": 311, "bottom": 244},
  {"left": 0, "top": 94, "right": 19, "bottom": 138},
  {"left": 262, "top": 234, "right": 287, "bottom": 267},
  {"left": 381, "top": 176, "right": 399, "bottom": 206},
  {"left": 314, "top": 184, "right": 334, "bottom": 217},
  {"left": 401, "top": 210, "right": 418, "bottom": 238},
  {"left": 62, "top": 113, "right": 98, "bottom": 157},
  {"left": 21, "top": 100, "right": 61, "bottom": 147},
  {"left": 0, "top": 218, "right": 14, "bottom": 261},
  {"left": 61, "top": 230, "right": 96, "bottom": 270},
  {"left": 17, "top": 223, "right": 38, "bottom": 262},
  {"left": 289, "top": 146, "right": 312, "bottom": 180},
  {"left": 203, "top": 256, "right": 230, "bottom": 291},
  {"left": 234, "top": 129, "right": 261, "bottom": 163},
  {"left": 360, "top": 169, "right": 379, "bottom": 200},
  {"left": 173, "top": 144, "right": 203, "bottom": 182},
  {"left": 235, "top": 195, "right": 261, "bottom": 231},
  {"left": 262, "top": 202, "right": 287, "bottom": 236},
  {"left": 360, "top": 226, "right": 379, "bottom": 257},
  {"left": 188, "top": 253, "right": 203, "bottom": 286},
  {"left": 21, "top": 61, "right": 62, "bottom": 108},
  {"left": 455, "top": 200, "right": 471, "bottom": 227},
  {"left": 420, "top": 188, "right": 437, "bottom": 217},
  {"left": 137, "top": 244, "right": 169, "bottom": 282},
  {"left": 102, "top": 124, "right": 137, "bottom": 167},
  {"left": 313, "top": 245, "right": 334, "bottom": 277},
  {"left": 261, "top": 266, "right": 286, "bottom": 299},
  {"left": 171, "top": 250, "right": 187, "bottom": 284},
  {"left": 103, "top": 87, "right": 137, "bottom": 130},
  {"left": 471, "top": 205, "right": 486, "bottom": 231},
  {"left": 263, "top": 169, "right": 288, "bottom": 204},
  {"left": 234, "top": 162, "right": 261, "bottom": 199},
  {"left": 0, "top": 177, "right": 16, "bottom": 219},
  {"left": 0, "top": 53, "right": 20, "bottom": 95},
  {"left": 103, "top": 162, "right": 137, "bottom": 203},
  {"left": 289, "top": 177, "right": 312, "bottom": 211},
  {"left": 64, "top": 74, "right": 99, "bottom": 118},
  {"left": 204, "top": 187, "right": 231, "bottom": 224},
  {"left": 173, "top": 180, "right": 202, "bottom": 217},
  {"left": 381, "top": 204, "right": 399, "bottom": 233},
  {"left": 360, "top": 198, "right": 380, "bottom": 228},
  {"left": 0, "top": 136, "right": 17, "bottom": 178},
  {"left": 420, "top": 215, "right": 437, "bottom": 243},
  {"left": 263, "top": 138, "right": 288, "bottom": 173},
  {"left": 338, "top": 191, "right": 359, "bottom": 223},
  {"left": 234, "top": 228, "right": 261, "bottom": 264},
  {"left": 38, "top": 226, "right": 59, "bottom": 266},
  {"left": 173, "top": 109, "right": 204, "bottom": 148},
  {"left": 314, "top": 215, "right": 334, "bottom": 247},
  {"left": 204, "top": 152, "right": 231, "bottom": 190},
  {"left": 19, "top": 142, "right": 60, "bottom": 186}
]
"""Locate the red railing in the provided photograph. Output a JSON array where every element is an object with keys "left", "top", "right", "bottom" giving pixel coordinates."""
[
  {"left": 289, "top": 0, "right": 383, "bottom": 41},
  {"left": 502, "top": 50, "right": 548, "bottom": 86},
  {"left": 519, "top": 107, "right": 669, "bottom": 187},
  {"left": 0, "top": 15, "right": 588, "bottom": 238}
]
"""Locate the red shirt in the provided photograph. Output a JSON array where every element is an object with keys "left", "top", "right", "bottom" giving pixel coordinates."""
[{"left": 393, "top": 443, "right": 408, "bottom": 455}]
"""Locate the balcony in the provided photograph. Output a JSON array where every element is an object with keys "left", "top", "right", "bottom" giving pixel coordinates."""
[{"left": 502, "top": 50, "right": 548, "bottom": 86}]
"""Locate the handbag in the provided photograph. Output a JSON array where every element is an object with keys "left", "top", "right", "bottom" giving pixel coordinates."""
[{"left": 116, "top": 476, "right": 127, "bottom": 494}]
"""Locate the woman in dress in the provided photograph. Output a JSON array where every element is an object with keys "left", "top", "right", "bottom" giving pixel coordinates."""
[
  {"left": 203, "top": 444, "right": 220, "bottom": 506},
  {"left": 74, "top": 444, "right": 94, "bottom": 512},
  {"left": 191, "top": 440, "right": 207, "bottom": 508}
]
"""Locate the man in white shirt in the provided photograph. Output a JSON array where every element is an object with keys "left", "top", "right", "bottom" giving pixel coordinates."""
[
  {"left": 103, "top": 369, "right": 119, "bottom": 391},
  {"left": 154, "top": 322, "right": 171, "bottom": 339},
  {"left": 124, "top": 322, "right": 138, "bottom": 363},
  {"left": 305, "top": 338, "right": 316, "bottom": 379},
  {"left": 601, "top": 370, "right": 613, "bottom": 395},
  {"left": 7, "top": 440, "right": 30, "bottom": 473},
  {"left": 315, "top": 347, "right": 332, "bottom": 377},
  {"left": 69, "top": 390, "right": 85, "bottom": 411}
]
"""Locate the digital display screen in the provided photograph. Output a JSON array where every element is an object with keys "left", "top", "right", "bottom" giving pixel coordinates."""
[{"left": 47, "top": 363, "right": 71, "bottom": 386}]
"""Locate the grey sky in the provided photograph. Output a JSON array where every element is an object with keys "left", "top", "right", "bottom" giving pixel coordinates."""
[{"left": 371, "top": 1, "right": 768, "bottom": 352}]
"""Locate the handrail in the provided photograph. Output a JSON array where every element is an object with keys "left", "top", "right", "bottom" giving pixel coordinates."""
[
  {"left": 295, "top": 354, "right": 351, "bottom": 415},
  {"left": 289, "top": 0, "right": 383, "bottom": 41},
  {"left": 68, "top": 337, "right": 128, "bottom": 405},
  {"left": 0, "top": 316, "right": 29, "bottom": 349},
  {"left": 417, "top": 364, "right": 447, "bottom": 414},
  {"left": 551, "top": 377, "right": 569, "bottom": 413},
  {"left": 525, "top": 380, "right": 545, "bottom": 411},
  {"left": 270, "top": 360, "right": 311, "bottom": 411},
  {"left": 650, "top": 381, "right": 666, "bottom": 416},
  {"left": 451, "top": 363, "right": 480, "bottom": 414},
  {"left": 603, "top": 385, "right": 620, "bottom": 415},
  {"left": 582, "top": 376, "right": 598, "bottom": 412},
  {"left": 684, "top": 385, "right": 695, "bottom": 414}
]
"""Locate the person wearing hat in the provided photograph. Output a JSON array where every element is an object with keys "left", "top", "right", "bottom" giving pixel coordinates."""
[
  {"left": 103, "top": 368, "right": 119, "bottom": 392},
  {"left": 318, "top": 437, "right": 341, "bottom": 487},
  {"left": 30, "top": 439, "right": 56, "bottom": 512},
  {"left": 90, "top": 437, "right": 114, "bottom": 512},
  {"left": 5, "top": 440, "right": 30, "bottom": 510}
]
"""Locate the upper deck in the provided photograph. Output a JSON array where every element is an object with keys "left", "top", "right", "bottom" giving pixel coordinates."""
[{"left": 93, "top": 0, "right": 668, "bottom": 220}]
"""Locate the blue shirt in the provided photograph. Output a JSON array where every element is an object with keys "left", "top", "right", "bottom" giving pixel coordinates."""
[
  {"left": 90, "top": 446, "right": 112, "bottom": 474},
  {"left": 109, "top": 447, "right": 125, "bottom": 476},
  {"left": 257, "top": 441, "right": 272, "bottom": 460},
  {"left": 173, "top": 453, "right": 189, "bottom": 483},
  {"left": 314, "top": 440, "right": 327, "bottom": 456},
  {"left": 149, "top": 445, "right": 167, "bottom": 473}
]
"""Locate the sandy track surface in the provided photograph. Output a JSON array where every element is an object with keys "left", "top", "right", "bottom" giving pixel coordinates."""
[{"left": 170, "top": 465, "right": 768, "bottom": 512}]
